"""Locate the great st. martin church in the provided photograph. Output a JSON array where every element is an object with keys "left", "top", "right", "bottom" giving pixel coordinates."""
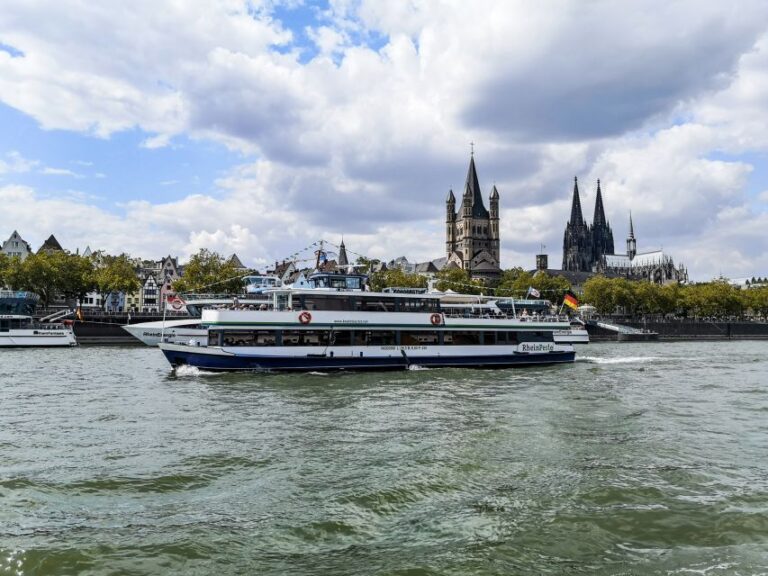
[{"left": 445, "top": 154, "right": 502, "bottom": 280}]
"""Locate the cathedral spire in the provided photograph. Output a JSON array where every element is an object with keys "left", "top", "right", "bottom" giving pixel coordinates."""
[
  {"left": 593, "top": 179, "right": 607, "bottom": 227},
  {"left": 629, "top": 211, "right": 635, "bottom": 239},
  {"left": 458, "top": 154, "right": 489, "bottom": 219},
  {"left": 569, "top": 177, "right": 584, "bottom": 226}
]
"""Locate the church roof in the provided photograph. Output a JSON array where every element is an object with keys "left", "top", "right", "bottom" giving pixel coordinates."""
[
  {"left": 458, "top": 155, "right": 490, "bottom": 219},
  {"left": 472, "top": 260, "right": 501, "bottom": 271},
  {"left": 338, "top": 240, "right": 349, "bottom": 267}
]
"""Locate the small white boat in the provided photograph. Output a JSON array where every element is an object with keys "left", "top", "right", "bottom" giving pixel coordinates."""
[
  {"left": 0, "top": 315, "right": 77, "bottom": 347},
  {"left": 0, "top": 291, "right": 77, "bottom": 347}
]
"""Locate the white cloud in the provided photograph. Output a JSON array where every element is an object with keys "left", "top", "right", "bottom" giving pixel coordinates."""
[
  {"left": 0, "top": 150, "right": 37, "bottom": 174},
  {"left": 41, "top": 167, "right": 84, "bottom": 178},
  {"left": 1, "top": 2, "right": 768, "bottom": 279}
]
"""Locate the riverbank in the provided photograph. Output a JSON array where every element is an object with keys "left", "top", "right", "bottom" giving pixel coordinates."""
[{"left": 587, "top": 319, "right": 768, "bottom": 341}]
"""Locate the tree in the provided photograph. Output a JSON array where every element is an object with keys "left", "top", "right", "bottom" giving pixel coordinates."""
[
  {"left": 51, "top": 251, "right": 96, "bottom": 307},
  {"left": 369, "top": 268, "right": 427, "bottom": 292},
  {"left": 434, "top": 267, "right": 483, "bottom": 294},
  {"left": 582, "top": 276, "right": 616, "bottom": 315},
  {"left": 17, "top": 252, "right": 58, "bottom": 307},
  {"left": 172, "top": 249, "right": 244, "bottom": 294},
  {"left": 93, "top": 254, "right": 140, "bottom": 309},
  {"left": 0, "top": 253, "right": 9, "bottom": 288}
]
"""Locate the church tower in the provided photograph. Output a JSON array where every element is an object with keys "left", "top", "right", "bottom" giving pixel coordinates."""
[
  {"left": 445, "top": 189, "right": 456, "bottom": 256},
  {"left": 489, "top": 184, "right": 500, "bottom": 264},
  {"left": 591, "top": 179, "right": 614, "bottom": 265},
  {"left": 626, "top": 212, "right": 637, "bottom": 260},
  {"left": 562, "top": 177, "right": 593, "bottom": 271},
  {"left": 446, "top": 152, "right": 501, "bottom": 279}
]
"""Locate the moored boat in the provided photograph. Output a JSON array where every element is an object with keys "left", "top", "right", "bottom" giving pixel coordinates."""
[{"left": 0, "top": 291, "right": 77, "bottom": 347}]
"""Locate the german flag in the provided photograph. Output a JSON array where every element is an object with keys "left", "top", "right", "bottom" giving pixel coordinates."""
[{"left": 563, "top": 291, "right": 579, "bottom": 310}]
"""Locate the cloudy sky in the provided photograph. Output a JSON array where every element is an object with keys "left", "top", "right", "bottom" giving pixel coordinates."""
[{"left": 1, "top": 0, "right": 767, "bottom": 280}]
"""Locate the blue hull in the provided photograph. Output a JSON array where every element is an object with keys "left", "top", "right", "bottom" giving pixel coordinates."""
[{"left": 161, "top": 348, "right": 576, "bottom": 372}]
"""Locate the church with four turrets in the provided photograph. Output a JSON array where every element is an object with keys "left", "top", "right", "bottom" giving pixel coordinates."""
[{"left": 445, "top": 154, "right": 502, "bottom": 280}]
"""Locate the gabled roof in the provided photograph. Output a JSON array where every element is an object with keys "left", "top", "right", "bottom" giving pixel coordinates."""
[
  {"left": 228, "top": 253, "right": 246, "bottom": 269},
  {"left": 414, "top": 261, "right": 438, "bottom": 274},
  {"left": 38, "top": 234, "right": 64, "bottom": 253}
]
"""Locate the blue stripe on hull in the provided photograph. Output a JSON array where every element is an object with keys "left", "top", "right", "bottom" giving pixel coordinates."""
[{"left": 161, "top": 349, "right": 576, "bottom": 372}]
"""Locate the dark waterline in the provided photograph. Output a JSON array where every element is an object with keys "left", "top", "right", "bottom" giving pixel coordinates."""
[{"left": 1, "top": 342, "right": 767, "bottom": 575}]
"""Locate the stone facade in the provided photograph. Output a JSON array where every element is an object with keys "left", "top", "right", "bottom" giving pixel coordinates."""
[
  {"left": 562, "top": 179, "right": 687, "bottom": 285},
  {"left": 445, "top": 155, "right": 501, "bottom": 280}
]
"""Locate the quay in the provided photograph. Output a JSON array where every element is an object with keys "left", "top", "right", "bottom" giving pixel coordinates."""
[
  {"left": 34, "top": 310, "right": 189, "bottom": 345},
  {"left": 586, "top": 318, "right": 768, "bottom": 342}
]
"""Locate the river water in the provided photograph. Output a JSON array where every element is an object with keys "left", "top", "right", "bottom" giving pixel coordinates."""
[{"left": 1, "top": 341, "right": 767, "bottom": 575}]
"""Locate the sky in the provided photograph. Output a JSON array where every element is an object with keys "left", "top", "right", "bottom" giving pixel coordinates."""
[{"left": 1, "top": 0, "right": 768, "bottom": 281}]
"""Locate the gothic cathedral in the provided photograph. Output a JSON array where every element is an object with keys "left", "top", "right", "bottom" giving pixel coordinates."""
[
  {"left": 562, "top": 177, "right": 613, "bottom": 271},
  {"left": 445, "top": 154, "right": 501, "bottom": 280},
  {"left": 562, "top": 177, "right": 688, "bottom": 284}
]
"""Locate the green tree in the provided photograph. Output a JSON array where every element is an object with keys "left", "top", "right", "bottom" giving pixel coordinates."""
[
  {"left": 16, "top": 252, "right": 58, "bottom": 307},
  {"left": 0, "top": 253, "right": 9, "bottom": 288},
  {"left": 369, "top": 268, "right": 428, "bottom": 292},
  {"left": 434, "top": 267, "right": 484, "bottom": 294},
  {"left": 55, "top": 252, "right": 96, "bottom": 306},
  {"left": 93, "top": 253, "right": 140, "bottom": 309},
  {"left": 172, "top": 249, "right": 244, "bottom": 294},
  {"left": 582, "top": 275, "right": 616, "bottom": 315}
]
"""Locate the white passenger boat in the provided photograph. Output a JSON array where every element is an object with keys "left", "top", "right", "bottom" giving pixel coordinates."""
[
  {"left": 0, "top": 291, "right": 77, "bottom": 347},
  {"left": 123, "top": 272, "right": 355, "bottom": 346},
  {"left": 158, "top": 285, "right": 576, "bottom": 372},
  {"left": 121, "top": 318, "right": 207, "bottom": 347}
]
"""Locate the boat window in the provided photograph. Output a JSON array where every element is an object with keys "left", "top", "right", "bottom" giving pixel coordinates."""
[
  {"left": 483, "top": 332, "right": 497, "bottom": 345},
  {"left": 329, "top": 330, "right": 352, "bottom": 346},
  {"left": 0, "top": 320, "right": 8, "bottom": 332},
  {"left": 365, "top": 330, "right": 397, "bottom": 346},
  {"left": 364, "top": 298, "right": 396, "bottom": 312},
  {"left": 346, "top": 277, "right": 361, "bottom": 290},
  {"left": 444, "top": 331, "right": 481, "bottom": 345},
  {"left": 221, "top": 330, "right": 277, "bottom": 346},
  {"left": 518, "top": 331, "right": 553, "bottom": 343},
  {"left": 281, "top": 330, "right": 329, "bottom": 346},
  {"left": 400, "top": 331, "right": 439, "bottom": 345}
]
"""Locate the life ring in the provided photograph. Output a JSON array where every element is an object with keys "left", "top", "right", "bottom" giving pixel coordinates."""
[
  {"left": 430, "top": 313, "right": 442, "bottom": 326},
  {"left": 298, "top": 311, "right": 312, "bottom": 325},
  {"left": 171, "top": 299, "right": 183, "bottom": 311}
]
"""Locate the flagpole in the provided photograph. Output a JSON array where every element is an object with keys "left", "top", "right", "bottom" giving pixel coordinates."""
[{"left": 161, "top": 296, "right": 167, "bottom": 344}]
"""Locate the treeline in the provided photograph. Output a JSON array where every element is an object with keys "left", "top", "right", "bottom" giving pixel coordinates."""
[
  {"left": 365, "top": 262, "right": 768, "bottom": 319},
  {"left": 582, "top": 276, "right": 768, "bottom": 318},
  {"left": 0, "top": 248, "right": 244, "bottom": 309},
  {"left": 0, "top": 251, "right": 139, "bottom": 308}
]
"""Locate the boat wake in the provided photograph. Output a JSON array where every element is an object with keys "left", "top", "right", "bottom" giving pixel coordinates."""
[
  {"left": 578, "top": 356, "right": 663, "bottom": 365},
  {"left": 407, "top": 364, "right": 430, "bottom": 371},
  {"left": 173, "top": 365, "right": 224, "bottom": 377}
]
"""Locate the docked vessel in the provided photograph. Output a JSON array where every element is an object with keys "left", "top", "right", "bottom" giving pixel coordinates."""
[
  {"left": 0, "top": 291, "right": 77, "bottom": 347},
  {"left": 158, "top": 286, "right": 576, "bottom": 372}
]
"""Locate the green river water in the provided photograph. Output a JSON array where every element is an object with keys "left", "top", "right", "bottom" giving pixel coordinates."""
[{"left": 1, "top": 341, "right": 767, "bottom": 575}]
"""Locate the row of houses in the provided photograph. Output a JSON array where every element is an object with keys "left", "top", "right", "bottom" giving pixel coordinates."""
[{"left": 1, "top": 230, "right": 248, "bottom": 313}]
